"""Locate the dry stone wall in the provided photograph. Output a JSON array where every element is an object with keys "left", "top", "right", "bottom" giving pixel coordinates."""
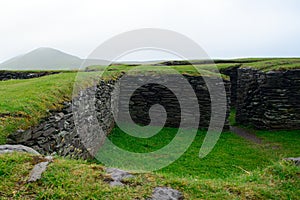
[
  {"left": 7, "top": 81, "right": 116, "bottom": 159},
  {"left": 0, "top": 71, "right": 58, "bottom": 81},
  {"left": 220, "top": 66, "right": 240, "bottom": 107},
  {"left": 7, "top": 75, "right": 231, "bottom": 158},
  {"left": 118, "top": 74, "right": 231, "bottom": 130},
  {"left": 236, "top": 68, "right": 300, "bottom": 129}
]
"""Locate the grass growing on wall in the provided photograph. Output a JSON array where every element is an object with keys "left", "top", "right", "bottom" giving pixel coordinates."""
[{"left": 241, "top": 58, "right": 300, "bottom": 71}]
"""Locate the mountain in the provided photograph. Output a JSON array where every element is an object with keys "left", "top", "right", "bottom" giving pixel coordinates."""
[{"left": 0, "top": 47, "right": 107, "bottom": 70}]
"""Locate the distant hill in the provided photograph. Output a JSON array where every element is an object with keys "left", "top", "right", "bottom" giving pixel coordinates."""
[{"left": 0, "top": 47, "right": 108, "bottom": 70}]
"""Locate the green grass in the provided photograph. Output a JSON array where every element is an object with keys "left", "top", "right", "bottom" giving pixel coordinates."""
[
  {"left": 0, "top": 127, "right": 299, "bottom": 199},
  {"left": 87, "top": 58, "right": 300, "bottom": 76},
  {"left": 86, "top": 64, "right": 230, "bottom": 80},
  {"left": 0, "top": 73, "right": 77, "bottom": 144},
  {"left": 108, "top": 126, "right": 272, "bottom": 179},
  {"left": 240, "top": 58, "right": 300, "bottom": 71},
  {"left": 229, "top": 109, "right": 237, "bottom": 126}
]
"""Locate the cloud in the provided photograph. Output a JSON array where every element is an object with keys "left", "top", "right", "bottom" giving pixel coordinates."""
[{"left": 0, "top": 0, "right": 299, "bottom": 62}]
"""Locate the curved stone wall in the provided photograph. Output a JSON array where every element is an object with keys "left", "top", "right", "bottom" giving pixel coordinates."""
[{"left": 7, "top": 75, "right": 231, "bottom": 158}]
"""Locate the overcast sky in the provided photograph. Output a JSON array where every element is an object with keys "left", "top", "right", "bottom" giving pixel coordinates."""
[{"left": 0, "top": 0, "right": 300, "bottom": 62}]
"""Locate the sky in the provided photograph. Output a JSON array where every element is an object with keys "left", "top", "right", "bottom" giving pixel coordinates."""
[{"left": 0, "top": 0, "right": 300, "bottom": 62}]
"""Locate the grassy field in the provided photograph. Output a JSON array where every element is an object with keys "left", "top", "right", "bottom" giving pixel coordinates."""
[
  {"left": 0, "top": 128, "right": 299, "bottom": 199},
  {"left": 108, "top": 126, "right": 299, "bottom": 179}
]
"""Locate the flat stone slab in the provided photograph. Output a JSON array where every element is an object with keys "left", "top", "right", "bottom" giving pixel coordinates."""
[
  {"left": 105, "top": 168, "right": 134, "bottom": 187},
  {"left": 0, "top": 145, "right": 40, "bottom": 155},
  {"left": 28, "top": 156, "right": 53, "bottom": 183},
  {"left": 150, "top": 187, "right": 184, "bottom": 200},
  {"left": 284, "top": 157, "right": 300, "bottom": 166}
]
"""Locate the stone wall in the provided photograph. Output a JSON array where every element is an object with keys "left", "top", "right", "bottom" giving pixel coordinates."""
[
  {"left": 7, "top": 81, "right": 116, "bottom": 159},
  {"left": 236, "top": 68, "right": 300, "bottom": 129},
  {"left": 117, "top": 74, "right": 231, "bottom": 129},
  {"left": 0, "top": 71, "right": 58, "bottom": 81},
  {"left": 7, "top": 75, "right": 231, "bottom": 158},
  {"left": 220, "top": 65, "right": 240, "bottom": 107}
]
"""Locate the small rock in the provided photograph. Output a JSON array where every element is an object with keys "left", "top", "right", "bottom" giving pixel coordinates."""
[
  {"left": 285, "top": 157, "right": 300, "bottom": 166},
  {"left": 105, "top": 168, "right": 134, "bottom": 187},
  {"left": 27, "top": 161, "right": 49, "bottom": 182},
  {"left": 106, "top": 168, "right": 134, "bottom": 181},
  {"left": 110, "top": 181, "right": 124, "bottom": 187},
  {"left": 45, "top": 156, "right": 54, "bottom": 162},
  {"left": 7, "top": 129, "right": 32, "bottom": 143},
  {"left": 55, "top": 112, "right": 65, "bottom": 121},
  {"left": 150, "top": 187, "right": 184, "bottom": 200},
  {"left": 27, "top": 156, "right": 53, "bottom": 183}
]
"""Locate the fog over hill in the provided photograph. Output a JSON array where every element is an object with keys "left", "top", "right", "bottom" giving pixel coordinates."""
[{"left": 0, "top": 47, "right": 108, "bottom": 70}]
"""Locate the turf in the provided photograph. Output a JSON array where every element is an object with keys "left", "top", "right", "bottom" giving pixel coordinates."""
[
  {"left": 0, "top": 73, "right": 77, "bottom": 144},
  {"left": 0, "top": 128, "right": 299, "bottom": 199},
  {"left": 240, "top": 58, "right": 300, "bottom": 71}
]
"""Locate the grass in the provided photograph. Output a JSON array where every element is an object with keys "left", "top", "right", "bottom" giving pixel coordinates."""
[
  {"left": 108, "top": 126, "right": 272, "bottom": 179},
  {"left": 229, "top": 109, "right": 237, "bottom": 126},
  {"left": 241, "top": 58, "right": 300, "bottom": 71},
  {"left": 0, "top": 127, "right": 299, "bottom": 199},
  {"left": 0, "top": 72, "right": 77, "bottom": 144},
  {"left": 87, "top": 58, "right": 300, "bottom": 76},
  {"left": 87, "top": 64, "right": 229, "bottom": 79}
]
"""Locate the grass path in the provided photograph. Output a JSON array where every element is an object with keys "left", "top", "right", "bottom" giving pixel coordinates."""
[{"left": 230, "top": 126, "right": 263, "bottom": 144}]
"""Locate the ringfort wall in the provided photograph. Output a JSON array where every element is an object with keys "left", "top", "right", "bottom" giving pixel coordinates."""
[
  {"left": 4, "top": 67, "right": 300, "bottom": 158},
  {"left": 7, "top": 74, "right": 230, "bottom": 158},
  {"left": 0, "top": 71, "right": 58, "bottom": 80},
  {"left": 235, "top": 68, "right": 300, "bottom": 129}
]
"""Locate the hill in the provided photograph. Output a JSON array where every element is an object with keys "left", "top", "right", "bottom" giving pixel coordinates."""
[{"left": 0, "top": 48, "right": 108, "bottom": 70}]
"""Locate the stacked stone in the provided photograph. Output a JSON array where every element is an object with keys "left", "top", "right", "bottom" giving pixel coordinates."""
[
  {"left": 118, "top": 74, "right": 231, "bottom": 129},
  {"left": 236, "top": 68, "right": 300, "bottom": 129},
  {"left": 220, "top": 65, "right": 240, "bottom": 107},
  {"left": 7, "top": 74, "right": 231, "bottom": 158},
  {"left": 0, "top": 71, "right": 58, "bottom": 81},
  {"left": 7, "top": 80, "right": 116, "bottom": 159}
]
